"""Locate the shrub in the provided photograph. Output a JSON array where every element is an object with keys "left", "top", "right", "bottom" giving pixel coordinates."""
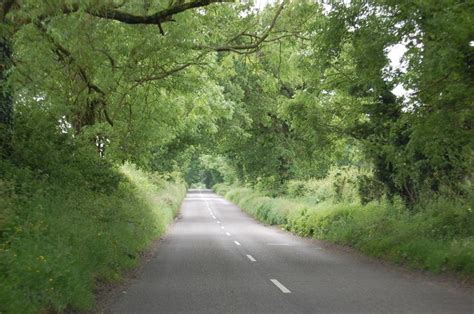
[
  {"left": 216, "top": 183, "right": 474, "bottom": 277},
  {"left": 286, "top": 166, "right": 367, "bottom": 204},
  {"left": 0, "top": 160, "right": 185, "bottom": 313}
]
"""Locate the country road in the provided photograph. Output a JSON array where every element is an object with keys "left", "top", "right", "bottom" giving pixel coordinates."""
[{"left": 108, "top": 189, "right": 473, "bottom": 313}]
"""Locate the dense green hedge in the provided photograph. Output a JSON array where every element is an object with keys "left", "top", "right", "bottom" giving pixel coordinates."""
[
  {"left": 214, "top": 184, "right": 474, "bottom": 277},
  {"left": 0, "top": 162, "right": 185, "bottom": 313}
]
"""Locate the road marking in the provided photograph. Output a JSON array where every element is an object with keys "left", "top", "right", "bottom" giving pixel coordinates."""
[
  {"left": 266, "top": 243, "right": 291, "bottom": 246},
  {"left": 270, "top": 279, "right": 291, "bottom": 294},
  {"left": 221, "top": 226, "right": 225, "bottom": 229},
  {"left": 246, "top": 254, "right": 256, "bottom": 262},
  {"left": 217, "top": 221, "right": 221, "bottom": 224},
  {"left": 201, "top": 189, "right": 215, "bottom": 218},
  {"left": 234, "top": 241, "right": 241, "bottom": 246},
  {"left": 226, "top": 232, "right": 231, "bottom": 236},
  {"left": 212, "top": 216, "right": 216, "bottom": 219}
]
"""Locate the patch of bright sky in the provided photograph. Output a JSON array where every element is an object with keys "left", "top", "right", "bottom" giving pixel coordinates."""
[
  {"left": 385, "top": 43, "right": 411, "bottom": 98},
  {"left": 254, "top": 0, "right": 276, "bottom": 10}
]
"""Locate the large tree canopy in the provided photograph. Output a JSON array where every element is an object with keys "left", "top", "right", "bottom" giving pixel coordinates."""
[
  {"left": 1, "top": 1, "right": 473, "bottom": 311},
  {"left": 1, "top": 0, "right": 472, "bottom": 200}
]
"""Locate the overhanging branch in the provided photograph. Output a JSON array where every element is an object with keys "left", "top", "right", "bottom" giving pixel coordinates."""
[
  {"left": 195, "top": 1, "right": 285, "bottom": 53},
  {"left": 35, "top": 22, "right": 114, "bottom": 128},
  {"left": 82, "top": 0, "right": 234, "bottom": 25},
  {"left": 13, "top": 0, "right": 234, "bottom": 28}
]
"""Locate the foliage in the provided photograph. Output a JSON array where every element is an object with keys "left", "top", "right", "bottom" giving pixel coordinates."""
[
  {"left": 0, "top": 157, "right": 185, "bottom": 313},
  {"left": 4, "top": 0, "right": 471, "bottom": 202},
  {"left": 207, "top": 0, "right": 474, "bottom": 204},
  {"left": 286, "top": 166, "right": 369, "bottom": 204},
  {"left": 0, "top": 0, "right": 473, "bottom": 309},
  {"left": 216, "top": 183, "right": 474, "bottom": 276},
  {"left": 315, "top": 0, "right": 474, "bottom": 204},
  {"left": 184, "top": 154, "right": 237, "bottom": 188},
  {"left": 0, "top": 90, "right": 186, "bottom": 312}
]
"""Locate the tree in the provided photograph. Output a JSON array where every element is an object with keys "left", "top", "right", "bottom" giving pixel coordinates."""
[
  {"left": 2, "top": 0, "right": 287, "bottom": 163},
  {"left": 0, "top": 1, "right": 15, "bottom": 156}
]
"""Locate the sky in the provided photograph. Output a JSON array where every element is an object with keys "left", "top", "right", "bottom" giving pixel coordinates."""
[{"left": 254, "top": 0, "right": 276, "bottom": 10}]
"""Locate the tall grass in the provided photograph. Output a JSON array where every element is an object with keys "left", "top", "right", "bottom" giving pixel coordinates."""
[
  {"left": 214, "top": 183, "right": 474, "bottom": 277},
  {"left": 0, "top": 161, "right": 185, "bottom": 313}
]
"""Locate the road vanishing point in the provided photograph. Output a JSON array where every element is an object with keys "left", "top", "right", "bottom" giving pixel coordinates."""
[{"left": 108, "top": 189, "right": 473, "bottom": 313}]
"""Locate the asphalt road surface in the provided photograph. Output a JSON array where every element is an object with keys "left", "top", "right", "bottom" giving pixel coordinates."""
[{"left": 108, "top": 189, "right": 473, "bottom": 313}]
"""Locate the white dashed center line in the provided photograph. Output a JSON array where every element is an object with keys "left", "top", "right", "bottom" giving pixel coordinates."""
[
  {"left": 270, "top": 279, "right": 291, "bottom": 294},
  {"left": 225, "top": 232, "right": 231, "bottom": 236},
  {"left": 234, "top": 241, "right": 241, "bottom": 246},
  {"left": 221, "top": 226, "right": 225, "bottom": 229},
  {"left": 246, "top": 254, "right": 256, "bottom": 262},
  {"left": 217, "top": 221, "right": 221, "bottom": 224}
]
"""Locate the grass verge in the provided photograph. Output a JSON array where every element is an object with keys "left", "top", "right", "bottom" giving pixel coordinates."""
[
  {"left": 214, "top": 183, "right": 474, "bottom": 278},
  {"left": 0, "top": 162, "right": 185, "bottom": 313}
]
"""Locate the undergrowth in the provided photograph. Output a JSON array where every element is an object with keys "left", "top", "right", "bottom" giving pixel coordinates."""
[
  {"left": 0, "top": 161, "right": 185, "bottom": 313},
  {"left": 214, "top": 183, "right": 474, "bottom": 277}
]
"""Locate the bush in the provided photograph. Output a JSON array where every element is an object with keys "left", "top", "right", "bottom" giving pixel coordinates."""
[
  {"left": 286, "top": 166, "right": 367, "bottom": 204},
  {"left": 213, "top": 183, "right": 232, "bottom": 195},
  {"left": 217, "top": 186, "right": 302, "bottom": 226},
  {"left": 0, "top": 160, "right": 185, "bottom": 313},
  {"left": 216, "top": 183, "right": 474, "bottom": 277}
]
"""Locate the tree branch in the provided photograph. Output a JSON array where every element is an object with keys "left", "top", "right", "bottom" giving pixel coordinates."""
[
  {"left": 195, "top": 1, "right": 285, "bottom": 53},
  {"left": 35, "top": 22, "right": 114, "bottom": 128},
  {"left": 13, "top": 0, "right": 233, "bottom": 28},
  {"left": 133, "top": 51, "right": 208, "bottom": 87},
  {"left": 84, "top": 0, "right": 234, "bottom": 25}
]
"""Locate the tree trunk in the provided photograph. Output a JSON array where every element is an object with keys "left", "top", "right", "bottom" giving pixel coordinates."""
[{"left": 0, "top": 35, "right": 13, "bottom": 157}]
